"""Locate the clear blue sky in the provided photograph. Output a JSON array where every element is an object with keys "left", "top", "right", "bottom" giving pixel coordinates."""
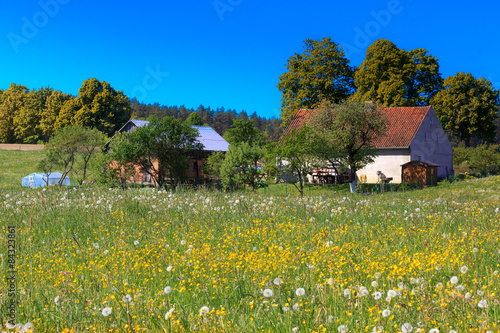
[{"left": 1, "top": 0, "right": 499, "bottom": 119}]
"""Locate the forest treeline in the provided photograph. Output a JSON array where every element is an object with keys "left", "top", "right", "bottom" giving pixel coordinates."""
[
  {"left": 0, "top": 80, "right": 283, "bottom": 144},
  {"left": 130, "top": 98, "right": 283, "bottom": 142}
]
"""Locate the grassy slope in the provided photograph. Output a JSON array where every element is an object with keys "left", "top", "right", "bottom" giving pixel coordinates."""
[{"left": 0, "top": 149, "right": 45, "bottom": 188}]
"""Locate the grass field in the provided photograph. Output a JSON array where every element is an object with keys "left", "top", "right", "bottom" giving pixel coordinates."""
[
  {"left": 1, "top": 174, "right": 500, "bottom": 332},
  {"left": 0, "top": 149, "right": 46, "bottom": 188}
]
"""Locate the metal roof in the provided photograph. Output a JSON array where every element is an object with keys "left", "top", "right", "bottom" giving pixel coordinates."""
[
  {"left": 192, "top": 125, "right": 229, "bottom": 152},
  {"left": 115, "top": 120, "right": 229, "bottom": 152}
]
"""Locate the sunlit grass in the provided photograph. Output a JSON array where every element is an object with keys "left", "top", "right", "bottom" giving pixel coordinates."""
[
  {"left": 0, "top": 149, "right": 45, "bottom": 188},
  {"left": 0, "top": 176, "right": 500, "bottom": 332}
]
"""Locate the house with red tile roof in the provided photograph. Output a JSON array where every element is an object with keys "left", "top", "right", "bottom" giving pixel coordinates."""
[{"left": 283, "top": 106, "right": 453, "bottom": 183}]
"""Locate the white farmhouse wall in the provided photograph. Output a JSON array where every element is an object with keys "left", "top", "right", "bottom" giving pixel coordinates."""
[
  {"left": 409, "top": 107, "right": 453, "bottom": 179},
  {"left": 356, "top": 149, "right": 411, "bottom": 183}
]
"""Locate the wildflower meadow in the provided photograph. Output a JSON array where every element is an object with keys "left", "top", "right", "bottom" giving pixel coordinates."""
[{"left": 1, "top": 177, "right": 500, "bottom": 332}]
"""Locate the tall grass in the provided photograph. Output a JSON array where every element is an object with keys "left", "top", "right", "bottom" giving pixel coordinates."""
[{"left": 1, "top": 176, "right": 500, "bottom": 332}]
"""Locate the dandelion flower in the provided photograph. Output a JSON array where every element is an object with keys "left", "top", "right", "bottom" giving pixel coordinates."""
[
  {"left": 450, "top": 276, "right": 458, "bottom": 284},
  {"left": 165, "top": 308, "right": 175, "bottom": 319},
  {"left": 387, "top": 290, "right": 397, "bottom": 298},
  {"left": 373, "top": 291, "right": 382, "bottom": 300},
  {"left": 180, "top": 240, "right": 186, "bottom": 245},
  {"left": 327, "top": 278, "right": 334, "bottom": 286},
  {"left": 401, "top": 323, "right": 413, "bottom": 333},
  {"left": 293, "top": 303, "right": 300, "bottom": 312},
  {"left": 436, "top": 283, "right": 443, "bottom": 289},
  {"left": 477, "top": 290, "right": 484, "bottom": 296},
  {"left": 326, "top": 241, "right": 333, "bottom": 246},
  {"left": 373, "top": 326, "right": 383, "bottom": 333},
  {"left": 460, "top": 266, "right": 468, "bottom": 274},
  {"left": 343, "top": 289, "right": 351, "bottom": 297},
  {"left": 199, "top": 306, "right": 210, "bottom": 316},
  {"left": 338, "top": 325, "right": 348, "bottom": 333},
  {"left": 102, "top": 307, "right": 112, "bottom": 316},
  {"left": 382, "top": 309, "right": 391, "bottom": 317},
  {"left": 164, "top": 286, "right": 172, "bottom": 294},
  {"left": 134, "top": 240, "right": 139, "bottom": 246},
  {"left": 328, "top": 315, "right": 334, "bottom": 323},
  {"left": 478, "top": 299, "right": 488, "bottom": 308},
  {"left": 371, "top": 281, "right": 378, "bottom": 288},
  {"left": 449, "top": 330, "right": 457, "bottom": 333},
  {"left": 167, "top": 265, "right": 172, "bottom": 272},
  {"left": 292, "top": 327, "right": 299, "bottom": 333},
  {"left": 273, "top": 278, "right": 283, "bottom": 286},
  {"left": 472, "top": 247, "right": 478, "bottom": 253},
  {"left": 429, "top": 329, "right": 439, "bottom": 333},
  {"left": 122, "top": 294, "right": 132, "bottom": 303},
  {"left": 263, "top": 289, "right": 273, "bottom": 297},
  {"left": 295, "top": 288, "right": 305, "bottom": 296},
  {"left": 54, "top": 296, "right": 60, "bottom": 305}
]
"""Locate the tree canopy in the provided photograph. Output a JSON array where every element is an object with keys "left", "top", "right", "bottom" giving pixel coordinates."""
[
  {"left": 431, "top": 72, "right": 500, "bottom": 147},
  {"left": 353, "top": 39, "right": 443, "bottom": 107},
  {"left": 277, "top": 37, "right": 355, "bottom": 124},
  {"left": 310, "top": 100, "right": 387, "bottom": 192}
]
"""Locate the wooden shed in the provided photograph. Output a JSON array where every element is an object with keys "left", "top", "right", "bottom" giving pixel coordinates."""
[{"left": 401, "top": 160, "right": 440, "bottom": 186}]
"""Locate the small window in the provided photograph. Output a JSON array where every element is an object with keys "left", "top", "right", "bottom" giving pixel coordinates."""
[
  {"left": 29, "top": 175, "right": 34, "bottom": 182},
  {"left": 430, "top": 168, "right": 434, "bottom": 175}
]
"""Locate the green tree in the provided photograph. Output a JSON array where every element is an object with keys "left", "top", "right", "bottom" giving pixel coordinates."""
[
  {"left": 354, "top": 39, "right": 443, "bottom": 107},
  {"left": 40, "top": 90, "right": 72, "bottom": 142},
  {"left": 431, "top": 72, "right": 500, "bottom": 147},
  {"left": 121, "top": 117, "right": 202, "bottom": 188},
  {"left": 14, "top": 87, "right": 54, "bottom": 143},
  {"left": 0, "top": 84, "right": 28, "bottom": 143},
  {"left": 54, "top": 78, "right": 131, "bottom": 136},
  {"left": 204, "top": 151, "right": 226, "bottom": 180},
  {"left": 272, "top": 128, "right": 316, "bottom": 196},
  {"left": 220, "top": 142, "right": 265, "bottom": 190},
  {"left": 94, "top": 136, "right": 136, "bottom": 188},
  {"left": 468, "top": 144, "right": 500, "bottom": 174},
  {"left": 223, "top": 119, "right": 264, "bottom": 146},
  {"left": 184, "top": 112, "right": 204, "bottom": 126},
  {"left": 277, "top": 37, "right": 355, "bottom": 124},
  {"left": 311, "top": 100, "right": 388, "bottom": 193},
  {"left": 220, "top": 119, "right": 266, "bottom": 190},
  {"left": 42, "top": 126, "right": 106, "bottom": 187}
]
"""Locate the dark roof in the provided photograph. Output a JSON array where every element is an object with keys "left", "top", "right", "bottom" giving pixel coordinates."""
[
  {"left": 401, "top": 160, "right": 440, "bottom": 167},
  {"left": 283, "top": 106, "right": 431, "bottom": 148}
]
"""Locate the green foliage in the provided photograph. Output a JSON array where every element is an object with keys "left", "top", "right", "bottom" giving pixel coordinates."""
[
  {"left": 453, "top": 147, "right": 470, "bottom": 166},
  {"left": 39, "top": 90, "right": 72, "bottom": 142},
  {"left": 55, "top": 78, "right": 131, "bottom": 136},
  {"left": 273, "top": 128, "right": 316, "bottom": 196},
  {"left": 0, "top": 149, "right": 45, "bottom": 188},
  {"left": 354, "top": 39, "right": 443, "bottom": 107},
  {"left": 0, "top": 84, "right": 28, "bottom": 143},
  {"left": 221, "top": 141, "right": 265, "bottom": 190},
  {"left": 223, "top": 119, "right": 265, "bottom": 146},
  {"left": 184, "top": 112, "right": 203, "bottom": 126},
  {"left": 43, "top": 126, "right": 106, "bottom": 186},
  {"left": 311, "top": 100, "right": 388, "bottom": 186},
  {"left": 468, "top": 144, "right": 500, "bottom": 174},
  {"left": 119, "top": 117, "right": 203, "bottom": 188},
  {"left": 14, "top": 87, "right": 53, "bottom": 143},
  {"left": 94, "top": 136, "right": 136, "bottom": 188},
  {"left": 204, "top": 151, "right": 226, "bottom": 179},
  {"left": 277, "top": 37, "right": 355, "bottom": 124},
  {"left": 431, "top": 72, "right": 500, "bottom": 147}
]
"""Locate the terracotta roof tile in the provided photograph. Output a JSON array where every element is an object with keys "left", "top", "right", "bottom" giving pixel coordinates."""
[{"left": 283, "top": 106, "right": 431, "bottom": 148}]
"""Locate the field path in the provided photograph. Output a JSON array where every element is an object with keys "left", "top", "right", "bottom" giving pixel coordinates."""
[{"left": 0, "top": 143, "right": 45, "bottom": 150}]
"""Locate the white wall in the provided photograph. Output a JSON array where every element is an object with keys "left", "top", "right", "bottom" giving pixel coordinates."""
[
  {"left": 409, "top": 107, "right": 454, "bottom": 179},
  {"left": 357, "top": 149, "right": 411, "bottom": 183}
]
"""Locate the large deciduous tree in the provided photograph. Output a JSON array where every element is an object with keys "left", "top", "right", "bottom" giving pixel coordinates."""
[
  {"left": 14, "top": 87, "right": 53, "bottom": 143},
  {"left": 277, "top": 37, "right": 355, "bottom": 124},
  {"left": 0, "top": 84, "right": 28, "bottom": 143},
  {"left": 54, "top": 78, "right": 131, "bottom": 136},
  {"left": 354, "top": 39, "right": 443, "bottom": 107},
  {"left": 310, "top": 100, "right": 387, "bottom": 193},
  {"left": 431, "top": 72, "right": 500, "bottom": 147}
]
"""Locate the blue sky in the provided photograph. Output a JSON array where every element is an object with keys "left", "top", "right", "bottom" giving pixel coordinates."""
[{"left": 1, "top": 0, "right": 499, "bottom": 119}]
